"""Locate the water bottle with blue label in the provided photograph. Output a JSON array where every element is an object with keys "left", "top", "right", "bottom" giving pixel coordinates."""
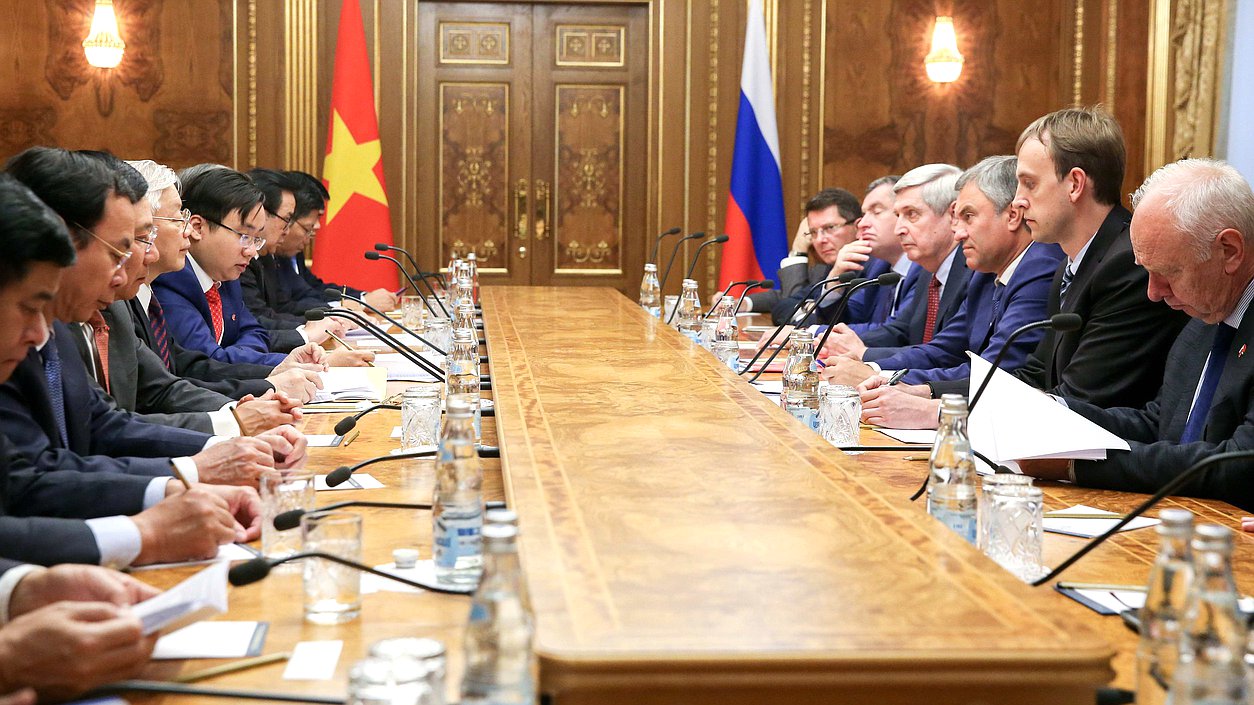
[
  {"left": 779, "top": 329, "right": 820, "bottom": 430},
  {"left": 927, "top": 394, "right": 977, "bottom": 544},
  {"left": 639, "top": 263, "right": 661, "bottom": 318},
  {"left": 434, "top": 395, "right": 483, "bottom": 585},
  {"left": 674, "top": 278, "right": 703, "bottom": 343}
]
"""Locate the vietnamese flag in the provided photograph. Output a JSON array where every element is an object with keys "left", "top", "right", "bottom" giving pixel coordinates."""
[{"left": 313, "top": 0, "right": 395, "bottom": 290}]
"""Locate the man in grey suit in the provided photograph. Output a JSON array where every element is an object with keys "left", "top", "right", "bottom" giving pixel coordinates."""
[
  {"left": 740, "top": 188, "right": 861, "bottom": 323},
  {"left": 1020, "top": 159, "right": 1254, "bottom": 511}
]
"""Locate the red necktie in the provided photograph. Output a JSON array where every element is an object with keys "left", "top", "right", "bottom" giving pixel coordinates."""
[
  {"left": 87, "top": 311, "right": 110, "bottom": 393},
  {"left": 922, "top": 275, "right": 941, "bottom": 343},
  {"left": 205, "top": 284, "right": 225, "bottom": 343}
]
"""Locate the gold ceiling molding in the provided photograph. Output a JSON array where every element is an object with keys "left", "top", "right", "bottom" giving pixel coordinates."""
[{"left": 284, "top": 0, "right": 319, "bottom": 173}]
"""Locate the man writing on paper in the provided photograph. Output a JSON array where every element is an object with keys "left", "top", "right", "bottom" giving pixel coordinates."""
[
  {"left": 821, "top": 156, "right": 1062, "bottom": 423},
  {"left": 1019, "top": 159, "right": 1254, "bottom": 511}
]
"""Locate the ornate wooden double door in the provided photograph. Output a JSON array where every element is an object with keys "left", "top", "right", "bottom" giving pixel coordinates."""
[{"left": 415, "top": 2, "right": 648, "bottom": 290}]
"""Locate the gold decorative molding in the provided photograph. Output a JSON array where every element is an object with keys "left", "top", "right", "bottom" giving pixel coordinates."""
[
  {"left": 1072, "top": 0, "right": 1084, "bottom": 105},
  {"left": 439, "top": 21, "right": 510, "bottom": 65},
  {"left": 555, "top": 25, "right": 626, "bottom": 67},
  {"left": 247, "top": 0, "right": 257, "bottom": 168},
  {"left": 705, "top": 0, "right": 721, "bottom": 294},
  {"left": 284, "top": 0, "right": 318, "bottom": 173},
  {"left": 817, "top": 0, "right": 827, "bottom": 198},
  {"left": 1145, "top": 0, "right": 1172, "bottom": 171},
  {"left": 1104, "top": 0, "right": 1118, "bottom": 109},
  {"left": 799, "top": 0, "right": 813, "bottom": 209},
  {"left": 1168, "top": 0, "right": 1228, "bottom": 161},
  {"left": 553, "top": 84, "right": 624, "bottom": 272}
]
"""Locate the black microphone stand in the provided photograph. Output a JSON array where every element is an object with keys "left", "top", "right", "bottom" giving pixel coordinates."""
[
  {"left": 666, "top": 235, "right": 730, "bottom": 325},
  {"left": 323, "top": 296, "right": 449, "bottom": 356},
  {"left": 649, "top": 226, "right": 683, "bottom": 264},
  {"left": 738, "top": 272, "right": 858, "bottom": 376},
  {"left": 229, "top": 551, "right": 471, "bottom": 596},
  {"left": 731, "top": 281, "right": 773, "bottom": 320},
  {"left": 659, "top": 232, "right": 704, "bottom": 293},
  {"left": 703, "top": 279, "right": 759, "bottom": 320},
  {"left": 811, "top": 272, "right": 902, "bottom": 358},
  {"left": 364, "top": 251, "right": 442, "bottom": 317},
  {"left": 309, "top": 309, "right": 446, "bottom": 381}
]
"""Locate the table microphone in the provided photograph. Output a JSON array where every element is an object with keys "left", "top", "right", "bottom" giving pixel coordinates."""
[
  {"left": 703, "top": 279, "right": 762, "bottom": 320},
  {"left": 665, "top": 234, "right": 731, "bottom": 325},
  {"left": 649, "top": 226, "right": 683, "bottom": 264},
  {"left": 326, "top": 446, "right": 501, "bottom": 487},
  {"left": 811, "top": 271, "right": 903, "bottom": 357},
  {"left": 274, "top": 498, "right": 508, "bottom": 531},
  {"left": 364, "top": 250, "right": 438, "bottom": 316},
  {"left": 333, "top": 404, "right": 401, "bottom": 436},
  {"left": 738, "top": 272, "right": 859, "bottom": 376},
  {"left": 328, "top": 288, "right": 456, "bottom": 354},
  {"left": 659, "top": 231, "right": 705, "bottom": 292},
  {"left": 373, "top": 242, "right": 431, "bottom": 289},
  {"left": 306, "top": 309, "right": 446, "bottom": 381},
  {"left": 1029, "top": 449, "right": 1254, "bottom": 587},
  {"left": 906, "top": 312, "right": 1085, "bottom": 501},
  {"left": 731, "top": 280, "right": 774, "bottom": 319},
  {"left": 229, "top": 551, "right": 471, "bottom": 596}
]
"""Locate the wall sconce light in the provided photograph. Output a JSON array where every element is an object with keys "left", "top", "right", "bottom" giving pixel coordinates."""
[
  {"left": 82, "top": 0, "right": 126, "bottom": 69},
  {"left": 924, "top": 16, "right": 963, "bottom": 83}
]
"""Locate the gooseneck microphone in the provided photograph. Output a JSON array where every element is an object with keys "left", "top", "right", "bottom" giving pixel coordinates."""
[
  {"left": 364, "top": 250, "right": 439, "bottom": 316},
  {"left": 907, "top": 312, "right": 1086, "bottom": 502},
  {"left": 229, "top": 551, "right": 471, "bottom": 596},
  {"left": 1030, "top": 450, "right": 1254, "bottom": 587},
  {"left": 665, "top": 234, "right": 731, "bottom": 325},
  {"left": 274, "top": 498, "right": 508, "bottom": 531},
  {"left": 373, "top": 242, "right": 424, "bottom": 285},
  {"left": 738, "top": 272, "right": 859, "bottom": 376},
  {"left": 327, "top": 289, "right": 455, "bottom": 355},
  {"left": 649, "top": 226, "right": 683, "bottom": 264},
  {"left": 732, "top": 280, "right": 774, "bottom": 319},
  {"left": 811, "top": 271, "right": 903, "bottom": 359},
  {"left": 703, "top": 279, "right": 762, "bottom": 320},
  {"left": 326, "top": 446, "right": 501, "bottom": 488},
  {"left": 306, "top": 309, "right": 446, "bottom": 381},
  {"left": 333, "top": 404, "right": 402, "bottom": 436},
  {"left": 659, "top": 231, "right": 705, "bottom": 293}
]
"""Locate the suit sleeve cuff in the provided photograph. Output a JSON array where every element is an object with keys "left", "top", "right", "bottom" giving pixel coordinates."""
[
  {"left": 0, "top": 564, "right": 44, "bottom": 624},
  {"left": 143, "top": 477, "right": 174, "bottom": 509},
  {"left": 779, "top": 255, "right": 808, "bottom": 269},
  {"left": 85, "top": 516, "right": 143, "bottom": 569},
  {"left": 295, "top": 325, "right": 311, "bottom": 343},
  {"left": 209, "top": 404, "right": 242, "bottom": 437},
  {"left": 171, "top": 456, "right": 200, "bottom": 484}
]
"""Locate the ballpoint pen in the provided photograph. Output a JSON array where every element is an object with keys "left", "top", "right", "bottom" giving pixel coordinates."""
[{"left": 886, "top": 368, "right": 909, "bottom": 385}]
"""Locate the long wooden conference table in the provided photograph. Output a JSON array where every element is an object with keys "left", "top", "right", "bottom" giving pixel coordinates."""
[{"left": 130, "top": 286, "right": 1254, "bottom": 704}]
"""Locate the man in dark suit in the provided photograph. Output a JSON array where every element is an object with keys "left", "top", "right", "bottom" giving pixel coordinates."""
[
  {"left": 740, "top": 188, "right": 863, "bottom": 324},
  {"left": 239, "top": 168, "right": 347, "bottom": 351},
  {"left": 825, "top": 157, "right": 1064, "bottom": 418},
  {"left": 1019, "top": 158, "right": 1254, "bottom": 511},
  {"left": 1010, "top": 107, "right": 1188, "bottom": 408},
  {"left": 124, "top": 160, "right": 323, "bottom": 403},
  {"left": 829, "top": 175, "right": 919, "bottom": 333},
  {"left": 0, "top": 169, "right": 262, "bottom": 572},
  {"left": 153, "top": 166, "right": 370, "bottom": 367},
  {"left": 820, "top": 163, "right": 972, "bottom": 358},
  {"left": 4, "top": 149, "right": 305, "bottom": 485}
]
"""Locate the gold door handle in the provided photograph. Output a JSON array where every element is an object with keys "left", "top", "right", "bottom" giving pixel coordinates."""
[
  {"left": 534, "top": 179, "right": 549, "bottom": 240},
  {"left": 517, "top": 245, "right": 527, "bottom": 259},
  {"left": 515, "top": 179, "right": 529, "bottom": 241}
]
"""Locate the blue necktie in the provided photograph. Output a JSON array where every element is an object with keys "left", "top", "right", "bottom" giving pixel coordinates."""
[
  {"left": 40, "top": 334, "right": 69, "bottom": 448},
  {"left": 1180, "top": 323, "right": 1237, "bottom": 443},
  {"left": 1059, "top": 263, "right": 1075, "bottom": 303}
]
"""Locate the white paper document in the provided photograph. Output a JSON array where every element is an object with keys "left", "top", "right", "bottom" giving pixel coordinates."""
[
  {"left": 966, "top": 353, "right": 1129, "bottom": 462},
  {"left": 752, "top": 380, "right": 783, "bottom": 395},
  {"left": 131, "top": 561, "right": 229, "bottom": 637},
  {"left": 315, "top": 472, "right": 385, "bottom": 491},
  {"left": 283, "top": 640, "right": 342, "bottom": 680},
  {"left": 130, "top": 543, "right": 258, "bottom": 571},
  {"left": 313, "top": 367, "right": 387, "bottom": 402},
  {"left": 1044, "top": 504, "right": 1160, "bottom": 538},
  {"left": 305, "top": 434, "right": 344, "bottom": 448},
  {"left": 361, "top": 561, "right": 476, "bottom": 595},
  {"left": 374, "top": 352, "right": 441, "bottom": 381},
  {"left": 152, "top": 621, "right": 265, "bottom": 660}
]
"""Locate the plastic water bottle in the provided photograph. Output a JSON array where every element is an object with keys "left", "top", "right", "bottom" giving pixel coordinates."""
[
  {"left": 1136, "top": 509, "right": 1194, "bottom": 705},
  {"left": 433, "top": 395, "right": 483, "bottom": 585},
  {"left": 1169, "top": 524, "right": 1246, "bottom": 705},
  {"left": 461, "top": 523, "right": 535, "bottom": 705},
  {"left": 711, "top": 295, "right": 739, "bottom": 342},
  {"left": 674, "top": 278, "right": 702, "bottom": 342},
  {"left": 639, "top": 263, "right": 661, "bottom": 318},
  {"left": 779, "top": 329, "right": 820, "bottom": 430},
  {"left": 927, "top": 394, "right": 977, "bottom": 544},
  {"left": 466, "top": 252, "right": 480, "bottom": 305},
  {"left": 446, "top": 328, "right": 481, "bottom": 440}
]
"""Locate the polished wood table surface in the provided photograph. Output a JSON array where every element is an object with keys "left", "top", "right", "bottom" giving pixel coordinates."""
[{"left": 127, "top": 286, "right": 1254, "bottom": 704}]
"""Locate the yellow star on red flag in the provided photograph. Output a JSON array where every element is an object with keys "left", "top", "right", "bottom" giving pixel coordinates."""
[{"left": 323, "top": 109, "right": 388, "bottom": 224}]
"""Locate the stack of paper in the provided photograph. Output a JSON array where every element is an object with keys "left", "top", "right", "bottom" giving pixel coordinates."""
[
  {"left": 1044, "top": 505, "right": 1160, "bottom": 538},
  {"left": 966, "top": 353, "right": 1129, "bottom": 464},
  {"left": 132, "top": 561, "right": 229, "bottom": 637},
  {"left": 313, "top": 367, "right": 388, "bottom": 402}
]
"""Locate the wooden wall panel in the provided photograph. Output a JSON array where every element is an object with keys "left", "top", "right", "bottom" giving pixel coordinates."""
[{"left": 0, "top": 0, "right": 239, "bottom": 169}]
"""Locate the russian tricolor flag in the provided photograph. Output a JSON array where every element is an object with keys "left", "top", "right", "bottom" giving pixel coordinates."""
[{"left": 720, "top": 0, "right": 788, "bottom": 288}]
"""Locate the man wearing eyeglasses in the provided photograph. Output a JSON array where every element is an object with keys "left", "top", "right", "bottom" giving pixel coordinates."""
[
  {"left": 740, "top": 188, "right": 865, "bottom": 324},
  {"left": 124, "top": 160, "right": 326, "bottom": 403},
  {"left": 151, "top": 165, "right": 372, "bottom": 368}
]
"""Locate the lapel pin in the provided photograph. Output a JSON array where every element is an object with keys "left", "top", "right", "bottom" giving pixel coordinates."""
[
  {"left": 231, "top": 314, "right": 237, "bottom": 321},
  {"left": 1239, "top": 344, "right": 1247, "bottom": 358}
]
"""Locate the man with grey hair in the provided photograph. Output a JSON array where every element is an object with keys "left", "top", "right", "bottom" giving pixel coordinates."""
[
  {"left": 817, "top": 163, "right": 971, "bottom": 359},
  {"left": 821, "top": 157, "right": 1063, "bottom": 416},
  {"left": 1020, "top": 158, "right": 1254, "bottom": 511}
]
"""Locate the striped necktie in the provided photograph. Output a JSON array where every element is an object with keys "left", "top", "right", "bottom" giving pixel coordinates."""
[
  {"left": 40, "top": 334, "right": 69, "bottom": 447},
  {"left": 147, "top": 296, "right": 174, "bottom": 370},
  {"left": 922, "top": 275, "right": 941, "bottom": 343},
  {"left": 205, "top": 284, "right": 225, "bottom": 343},
  {"left": 85, "top": 311, "right": 110, "bottom": 394}
]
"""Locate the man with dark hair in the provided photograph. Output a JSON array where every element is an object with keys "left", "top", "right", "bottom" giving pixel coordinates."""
[
  {"left": 0, "top": 171, "right": 264, "bottom": 570},
  {"left": 239, "top": 169, "right": 348, "bottom": 350},
  {"left": 275, "top": 170, "right": 399, "bottom": 313},
  {"left": 2, "top": 148, "right": 305, "bottom": 486},
  {"left": 1010, "top": 106, "right": 1187, "bottom": 407},
  {"left": 741, "top": 188, "right": 864, "bottom": 323},
  {"left": 154, "top": 165, "right": 370, "bottom": 367}
]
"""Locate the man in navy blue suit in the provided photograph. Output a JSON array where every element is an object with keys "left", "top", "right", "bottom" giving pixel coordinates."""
[
  {"left": 152, "top": 166, "right": 371, "bottom": 368},
  {"left": 823, "top": 156, "right": 1063, "bottom": 426}
]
